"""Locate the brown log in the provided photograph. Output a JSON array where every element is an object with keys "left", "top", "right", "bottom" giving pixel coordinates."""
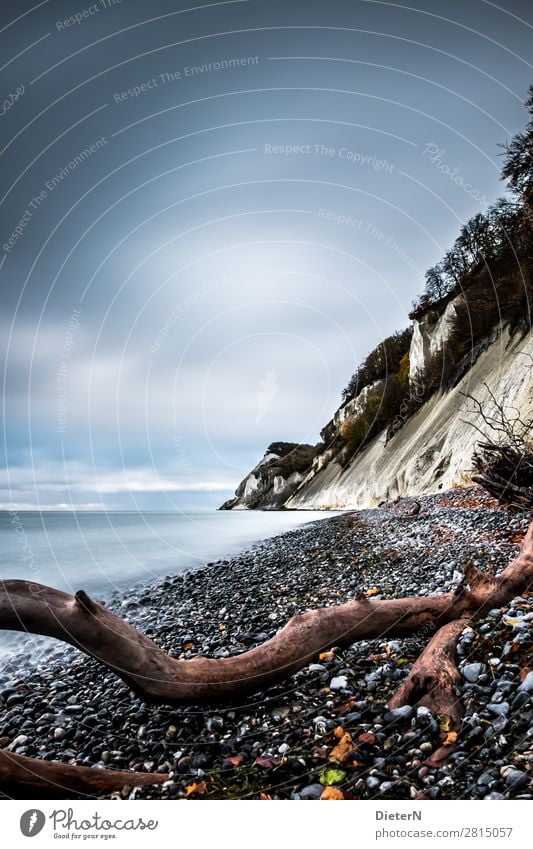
[
  {"left": 387, "top": 618, "right": 469, "bottom": 729},
  {"left": 0, "top": 521, "right": 532, "bottom": 705},
  {"left": 0, "top": 749, "right": 168, "bottom": 795}
]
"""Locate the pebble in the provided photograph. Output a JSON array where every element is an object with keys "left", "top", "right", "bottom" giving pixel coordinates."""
[
  {"left": 384, "top": 706, "right": 413, "bottom": 723},
  {"left": 487, "top": 702, "right": 510, "bottom": 717},
  {"left": 329, "top": 676, "right": 349, "bottom": 691},
  {"left": 518, "top": 672, "right": 533, "bottom": 694},
  {"left": 299, "top": 784, "right": 323, "bottom": 800},
  {"left": 503, "top": 770, "right": 529, "bottom": 789},
  {"left": 462, "top": 663, "right": 486, "bottom": 683}
]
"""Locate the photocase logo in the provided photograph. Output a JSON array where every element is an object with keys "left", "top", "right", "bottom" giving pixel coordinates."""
[{"left": 20, "top": 810, "right": 46, "bottom": 837}]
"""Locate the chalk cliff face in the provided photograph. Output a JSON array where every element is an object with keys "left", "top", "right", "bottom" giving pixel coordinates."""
[
  {"left": 287, "top": 327, "right": 532, "bottom": 509},
  {"left": 221, "top": 290, "right": 533, "bottom": 511},
  {"left": 220, "top": 442, "right": 320, "bottom": 510},
  {"left": 409, "top": 295, "right": 466, "bottom": 382}
]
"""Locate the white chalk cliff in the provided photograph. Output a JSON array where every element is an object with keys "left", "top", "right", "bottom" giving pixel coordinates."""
[{"left": 221, "top": 290, "right": 533, "bottom": 511}]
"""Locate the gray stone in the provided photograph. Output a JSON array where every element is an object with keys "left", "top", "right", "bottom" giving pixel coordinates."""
[
  {"left": 512, "top": 691, "right": 530, "bottom": 709},
  {"left": 329, "top": 676, "right": 349, "bottom": 691},
  {"left": 299, "top": 783, "right": 323, "bottom": 800},
  {"left": 518, "top": 671, "right": 533, "bottom": 694},
  {"left": 462, "top": 663, "right": 486, "bottom": 683},
  {"left": 487, "top": 702, "right": 509, "bottom": 717},
  {"left": 503, "top": 769, "right": 529, "bottom": 789},
  {"left": 383, "top": 706, "right": 413, "bottom": 723},
  {"left": 477, "top": 771, "right": 496, "bottom": 786}
]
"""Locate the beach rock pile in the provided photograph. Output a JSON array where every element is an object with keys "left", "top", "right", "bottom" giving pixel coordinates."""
[{"left": 0, "top": 487, "right": 531, "bottom": 800}]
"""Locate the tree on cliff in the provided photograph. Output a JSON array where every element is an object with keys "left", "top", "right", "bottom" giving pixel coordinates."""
[{"left": 501, "top": 84, "right": 533, "bottom": 200}]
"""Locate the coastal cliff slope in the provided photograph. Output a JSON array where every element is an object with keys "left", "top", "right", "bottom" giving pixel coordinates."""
[{"left": 221, "top": 282, "right": 533, "bottom": 510}]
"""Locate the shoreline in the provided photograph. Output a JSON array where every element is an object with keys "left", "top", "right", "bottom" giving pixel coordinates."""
[{"left": 0, "top": 487, "right": 531, "bottom": 800}]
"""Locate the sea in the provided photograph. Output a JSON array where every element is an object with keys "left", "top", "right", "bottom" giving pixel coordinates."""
[{"left": 0, "top": 509, "right": 334, "bottom": 662}]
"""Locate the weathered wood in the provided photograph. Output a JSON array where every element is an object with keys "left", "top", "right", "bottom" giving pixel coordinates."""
[
  {"left": 387, "top": 618, "right": 469, "bottom": 728},
  {"left": 0, "top": 749, "right": 168, "bottom": 795},
  {"left": 0, "top": 521, "right": 532, "bottom": 704}
]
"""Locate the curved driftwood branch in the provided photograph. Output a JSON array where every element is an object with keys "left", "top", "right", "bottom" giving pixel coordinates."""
[
  {"left": 0, "top": 749, "right": 168, "bottom": 795},
  {"left": 0, "top": 521, "right": 532, "bottom": 705}
]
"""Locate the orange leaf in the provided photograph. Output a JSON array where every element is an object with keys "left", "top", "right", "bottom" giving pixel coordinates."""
[
  {"left": 185, "top": 781, "right": 207, "bottom": 797},
  {"left": 443, "top": 731, "right": 458, "bottom": 746},
  {"left": 337, "top": 699, "right": 358, "bottom": 716},
  {"left": 319, "top": 651, "right": 334, "bottom": 661},
  {"left": 226, "top": 755, "right": 244, "bottom": 766},
  {"left": 321, "top": 786, "right": 345, "bottom": 800},
  {"left": 329, "top": 730, "right": 356, "bottom": 764}
]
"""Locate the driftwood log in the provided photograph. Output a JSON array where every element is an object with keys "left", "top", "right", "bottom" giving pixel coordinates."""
[
  {"left": 0, "top": 520, "right": 532, "bottom": 794},
  {"left": 0, "top": 749, "right": 169, "bottom": 796}
]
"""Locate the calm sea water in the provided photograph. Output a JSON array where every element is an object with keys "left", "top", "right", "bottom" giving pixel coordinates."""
[{"left": 0, "top": 509, "right": 334, "bottom": 662}]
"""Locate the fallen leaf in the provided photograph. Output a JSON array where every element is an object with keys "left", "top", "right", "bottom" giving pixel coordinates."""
[
  {"left": 442, "top": 731, "right": 458, "bottom": 746},
  {"left": 438, "top": 714, "right": 453, "bottom": 733},
  {"left": 183, "top": 642, "right": 194, "bottom": 650},
  {"left": 319, "top": 651, "right": 334, "bottom": 661},
  {"left": 320, "top": 766, "right": 346, "bottom": 786},
  {"left": 321, "top": 786, "right": 344, "bottom": 800},
  {"left": 226, "top": 755, "right": 245, "bottom": 766},
  {"left": 329, "top": 730, "right": 356, "bottom": 765},
  {"left": 259, "top": 793, "right": 273, "bottom": 800},
  {"left": 185, "top": 781, "right": 207, "bottom": 797},
  {"left": 337, "top": 699, "right": 358, "bottom": 716},
  {"left": 365, "top": 587, "right": 381, "bottom": 597},
  {"left": 509, "top": 532, "right": 525, "bottom": 544}
]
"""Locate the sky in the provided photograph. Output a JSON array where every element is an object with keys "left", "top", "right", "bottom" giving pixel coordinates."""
[{"left": 0, "top": 0, "right": 532, "bottom": 511}]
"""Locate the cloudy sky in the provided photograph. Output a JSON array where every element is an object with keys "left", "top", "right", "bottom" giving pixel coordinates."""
[{"left": 1, "top": 0, "right": 532, "bottom": 510}]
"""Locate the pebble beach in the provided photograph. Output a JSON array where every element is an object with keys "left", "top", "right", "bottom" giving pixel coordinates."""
[{"left": 0, "top": 487, "right": 531, "bottom": 800}]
